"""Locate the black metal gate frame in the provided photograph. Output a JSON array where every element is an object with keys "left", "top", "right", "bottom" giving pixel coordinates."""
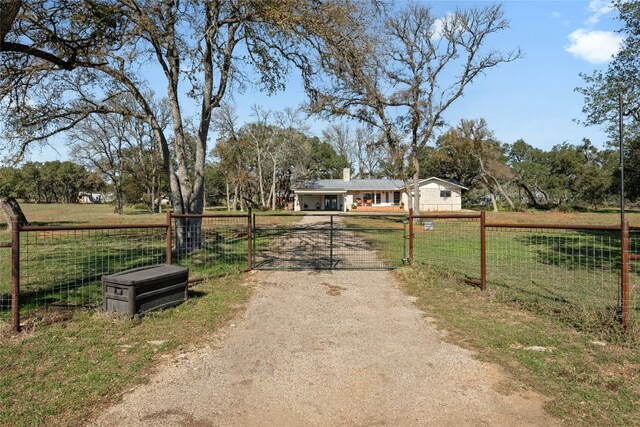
[{"left": 251, "top": 212, "right": 408, "bottom": 271}]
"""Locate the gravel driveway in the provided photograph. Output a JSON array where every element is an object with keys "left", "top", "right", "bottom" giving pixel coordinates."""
[{"left": 92, "top": 215, "right": 554, "bottom": 426}]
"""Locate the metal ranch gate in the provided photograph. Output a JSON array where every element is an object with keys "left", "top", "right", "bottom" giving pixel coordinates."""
[{"left": 251, "top": 213, "right": 408, "bottom": 270}]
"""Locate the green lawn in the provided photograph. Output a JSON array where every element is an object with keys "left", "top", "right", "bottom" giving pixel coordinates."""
[
  {"left": 0, "top": 274, "right": 249, "bottom": 427},
  {"left": 342, "top": 213, "right": 639, "bottom": 337},
  {"left": 0, "top": 204, "right": 260, "bottom": 324}
]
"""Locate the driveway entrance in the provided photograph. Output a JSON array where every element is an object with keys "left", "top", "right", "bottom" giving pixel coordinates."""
[{"left": 252, "top": 214, "right": 407, "bottom": 270}]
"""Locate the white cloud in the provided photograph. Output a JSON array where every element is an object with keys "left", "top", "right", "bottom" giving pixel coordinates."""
[
  {"left": 431, "top": 13, "right": 454, "bottom": 40},
  {"left": 586, "top": 0, "right": 614, "bottom": 25},
  {"left": 565, "top": 29, "right": 623, "bottom": 63}
]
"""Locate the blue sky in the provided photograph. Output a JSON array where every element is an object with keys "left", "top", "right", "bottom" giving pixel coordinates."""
[
  {"left": 28, "top": 0, "right": 623, "bottom": 162},
  {"left": 232, "top": 0, "right": 623, "bottom": 151}
]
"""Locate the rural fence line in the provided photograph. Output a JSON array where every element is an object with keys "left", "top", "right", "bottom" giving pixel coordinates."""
[
  {"left": 408, "top": 210, "right": 636, "bottom": 332},
  {"left": 2, "top": 211, "right": 253, "bottom": 333},
  {"left": 2, "top": 209, "right": 637, "bottom": 335}
]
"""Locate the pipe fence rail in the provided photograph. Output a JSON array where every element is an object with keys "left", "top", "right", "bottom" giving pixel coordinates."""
[
  {"left": 3, "top": 211, "right": 253, "bottom": 332},
  {"left": 2, "top": 209, "right": 637, "bottom": 334}
]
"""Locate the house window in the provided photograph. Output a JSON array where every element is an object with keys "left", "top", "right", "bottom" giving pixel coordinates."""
[
  {"left": 393, "top": 191, "right": 401, "bottom": 204},
  {"left": 440, "top": 190, "right": 452, "bottom": 198},
  {"left": 385, "top": 192, "right": 389, "bottom": 203},
  {"left": 375, "top": 192, "right": 381, "bottom": 204}
]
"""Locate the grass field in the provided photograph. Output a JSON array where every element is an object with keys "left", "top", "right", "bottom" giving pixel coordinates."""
[
  {"left": 341, "top": 213, "right": 640, "bottom": 338},
  {"left": 0, "top": 204, "right": 270, "bottom": 324},
  {"left": 398, "top": 266, "right": 640, "bottom": 426},
  {"left": 0, "top": 273, "right": 249, "bottom": 427},
  {"left": 1, "top": 205, "right": 639, "bottom": 425}
]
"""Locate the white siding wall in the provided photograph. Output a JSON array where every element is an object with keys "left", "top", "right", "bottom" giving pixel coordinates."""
[
  {"left": 418, "top": 182, "right": 462, "bottom": 211},
  {"left": 300, "top": 195, "right": 323, "bottom": 210},
  {"left": 344, "top": 194, "right": 353, "bottom": 211}
]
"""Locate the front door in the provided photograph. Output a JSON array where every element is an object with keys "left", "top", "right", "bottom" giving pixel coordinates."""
[{"left": 324, "top": 195, "right": 338, "bottom": 210}]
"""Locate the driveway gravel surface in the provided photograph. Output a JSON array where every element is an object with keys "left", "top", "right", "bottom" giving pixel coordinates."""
[{"left": 91, "top": 267, "right": 555, "bottom": 426}]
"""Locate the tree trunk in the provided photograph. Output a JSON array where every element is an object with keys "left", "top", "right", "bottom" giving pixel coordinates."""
[
  {"left": 232, "top": 183, "right": 238, "bottom": 211},
  {"left": 489, "top": 175, "right": 516, "bottom": 210},
  {"left": 518, "top": 182, "right": 539, "bottom": 208},
  {"left": 412, "top": 153, "right": 420, "bottom": 213},
  {"left": 489, "top": 191, "right": 498, "bottom": 212},
  {"left": 535, "top": 184, "right": 550, "bottom": 206},
  {"left": 0, "top": 197, "right": 28, "bottom": 232},
  {"left": 226, "top": 181, "right": 231, "bottom": 211},
  {"left": 255, "top": 143, "right": 266, "bottom": 208},
  {"left": 271, "top": 157, "right": 277, "bottom": 211},
  {"left": 404, "top": 182, "right": 413, "bottom": 213}
]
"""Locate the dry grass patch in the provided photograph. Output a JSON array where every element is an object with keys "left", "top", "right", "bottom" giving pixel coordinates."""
[
  {"left": 321, "top": 282, "right": 347, "bottom": 296},
  {"left": 397, "top": 265, "right": 640, "bottom": 426}
]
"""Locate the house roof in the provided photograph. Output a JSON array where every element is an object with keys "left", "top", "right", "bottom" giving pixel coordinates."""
[
  {"left": 293, "top": 177, "right": 467, "bottom": 192},
  {"left": 417, "top": 177, "right": 468, "bottom": 190},
  {"left": 293, "top": 179, "right": 404, "bottom": 192}
]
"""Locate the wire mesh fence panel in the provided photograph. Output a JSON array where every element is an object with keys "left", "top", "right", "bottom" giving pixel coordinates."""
[
  {"left": 17, "top": 226, "right": 167, "bottom": 320},
  {"left": 486, "top": 226, "right": 622, "bottom": 329},
  {"left": 172, "top": 215, "right": 249, "bottom": 277},
  {"left": 0, "top": 244, "right": 11, "bottom": 322},
  {"left": 254, "top": 214, "right": 406, "bottom": 270},
  {"left": 411, "top": 217, "right": 481, "bottom": 281},
  {"left": 334, "top": 214, "right": 406, "bottom": 269}
]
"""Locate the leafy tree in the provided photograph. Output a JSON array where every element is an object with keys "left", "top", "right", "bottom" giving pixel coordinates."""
[
  {"left": 436, "top": 119, "right": 515, "bottom": 211},
  {"left": 577, "top": 1, "right": 640, "bottom": 204},
  {"left": 68, "top": 113, "right": 128, "bottom": 213},
  {"left": 212, "top": 107, "right": 348, "bottom": 210},
  {"left": 506, "top": 139, "right": 551, "bottom": 208},
  {"left": 1, "top": 0, "right": 373, "bottom": 249},
  {"left": 577, "top": 0, "right": 640, "bottom": 139},
  {"left": 0, "top": 167, "right": 23, "bottom": 198},
  {"left": 544, "top": 140, "right": 615, "bottom": 209}
]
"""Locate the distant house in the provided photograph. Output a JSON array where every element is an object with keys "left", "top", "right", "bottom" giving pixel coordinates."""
[
  {"left": 77, "top": 192, "right": 115, "bottom": 204},
  {"left": 292, "top": 168, "right": 467, "bottom": 212},
  {"left": 77, "top": 192, "right": 104, "bottom": 204}
]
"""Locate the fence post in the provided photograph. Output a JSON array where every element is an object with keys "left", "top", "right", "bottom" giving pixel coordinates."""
[
  {"left": 11, "top": 215, "right": 20, "bottom": 333},
  {"left": 252, "top": 211, "right": 257, "bottom": 268},
  {"left": 330, "top": 215, "right": 334, "bottom": 268},
  {"left": 621, "top": 219, "right": 630, "bottom": 328},
  {"left": 165, "top": 211, "right": 172, "bottom": 265},
  {"left": 408, "top": 208, "right": 414, "bottom": 265},
  {"left": 481, "top": 210, "right": 487, "bottom": 291},
  {"left": 247, "top": 207, "right": 253, "bottom": 271}
]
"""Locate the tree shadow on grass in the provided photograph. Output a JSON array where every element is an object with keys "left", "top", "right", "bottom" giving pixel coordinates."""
[{"left": 519, "top": 230, "right": 622, "bottom": 271}]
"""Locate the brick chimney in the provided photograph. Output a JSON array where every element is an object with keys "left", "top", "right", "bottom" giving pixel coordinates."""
[{"left": 343, "top": 168, "right": 351, "bottom": 182}]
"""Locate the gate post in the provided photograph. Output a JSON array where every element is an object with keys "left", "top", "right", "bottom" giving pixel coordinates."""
[
  {"left": 11, "top": 215, "right": 20, "bottom": 333},
  {"left": 165, "top": 211, "right": 172, "bottom": 265},
  {"left": 247, "top": 207, "right": 253, "bottom": 271},
  {"left": 330, "top": 215, "right": 334, "bottom": 268},
  {"left": 621, "top": 219, "right": 630, "bottom": 328},
  {"left": 408, "top": 208, "right": 414, "bottom": 264},
  {"left": 252, "top": 211, "right": 257, "bottom": 268},
  {"left": 481, "top": 210, "right": 487, "bottom": 291}
]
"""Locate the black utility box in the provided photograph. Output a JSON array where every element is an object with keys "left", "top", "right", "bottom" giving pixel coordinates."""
[{"left": 102, "top": 264, "right": 189, "bottom": 316}]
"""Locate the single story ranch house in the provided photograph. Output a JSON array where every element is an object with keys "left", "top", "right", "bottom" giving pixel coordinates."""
[{"left": 293, "top": 169, "right": 467, "bottom": 212}]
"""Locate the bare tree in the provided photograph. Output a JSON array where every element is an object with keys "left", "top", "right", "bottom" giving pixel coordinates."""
[
  {"left": 309, "top": 3, "right": 520, "bottom": 212},
  {"left": 323, "top": 124, "right": 385, "bottom": 178},
  {"left": 68, "top": 114, "right": 128, "bottom": 214}
]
